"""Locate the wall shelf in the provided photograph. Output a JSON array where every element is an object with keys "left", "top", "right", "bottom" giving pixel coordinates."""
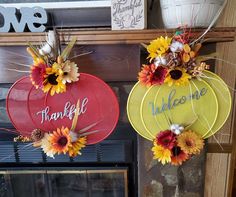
[{"left": 0, "top": 27, "right": 235, "bottom": 46}]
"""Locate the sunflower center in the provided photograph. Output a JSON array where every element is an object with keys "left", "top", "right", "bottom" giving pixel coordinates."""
[
  {"left": 185, "top": 139, "right": 194, "bottom": 147},
  {"left": 172, "top": 146, "right": 181, "bottom": 156},
  {"left": 170, "top": 70, "right": 183, "bottom": 80},
  {"left": 48, "top": 74, "right": 58, "bottom": 85},
  {"left": 57, "top": 136, "right": 68, "bottom": 147},
  {"left": 163, "top": 139, "right": 170, "bottom": 145}
]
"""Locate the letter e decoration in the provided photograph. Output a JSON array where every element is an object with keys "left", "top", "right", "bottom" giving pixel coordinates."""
[{"left": 0, "top": 6, "right": 47, "bottom": 32}]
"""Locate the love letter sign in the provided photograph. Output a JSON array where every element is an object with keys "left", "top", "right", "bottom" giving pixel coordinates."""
[
  {"left": 6, "top": 73, "right": 119, "bottom": 145},
  {"left": 0, "top": 6, "right": 47, "bottom": 32}
]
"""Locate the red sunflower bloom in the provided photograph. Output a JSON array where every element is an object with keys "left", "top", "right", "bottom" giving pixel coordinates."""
[
  {"left": 30, "top": 63, "right": 48, "bottom": 89},
  {"left": 171, "top": 146, "right": 189, "bottom": 166},
  {"left": 156, "top": 130, "right": 176, "bottom": 149},
  {"left": 138, "top": 64, "right": 167, "bottom": 87}
]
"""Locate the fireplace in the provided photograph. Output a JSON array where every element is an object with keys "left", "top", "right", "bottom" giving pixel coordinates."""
[{"left": 0, "top": 81, "right": 138, "bottom": 197}]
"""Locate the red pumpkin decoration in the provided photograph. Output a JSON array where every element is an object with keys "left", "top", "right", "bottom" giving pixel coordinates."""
[{"left": 6, "top": 73, "right": 119, "bottom": 145}]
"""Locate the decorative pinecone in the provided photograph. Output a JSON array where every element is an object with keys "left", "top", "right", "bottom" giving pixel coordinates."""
[
  {"left": 165, "top": 52, "right": 182, "bottom": 68},
  {"left": 31, "top": 129, "right": 44, "bottom": 142},
  {"left": 183, "top": 58, "right": 197, "bottom": 74}
]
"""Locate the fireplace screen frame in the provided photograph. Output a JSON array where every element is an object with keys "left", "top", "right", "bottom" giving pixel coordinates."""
[{"left": 0, "top": 168, "right": 128, "bottom": 197}]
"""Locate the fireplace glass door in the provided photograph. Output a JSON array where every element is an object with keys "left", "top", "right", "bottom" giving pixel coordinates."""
[{"left": 0, "top": 169, "right": 128, "bottom": 197}]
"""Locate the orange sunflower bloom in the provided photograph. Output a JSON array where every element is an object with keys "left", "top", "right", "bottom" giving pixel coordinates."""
[
  {"left": 138, "top": 64, "right": 167, "bottom": 87},
  {"left": 171, "top": 146, "right": 189, "bottom": 166},
  {"left": 177, "top": 130, "right": 204, "bottom": 155},
  {"left": 49, "top": 127, "right": 72, "bottom": 154}
]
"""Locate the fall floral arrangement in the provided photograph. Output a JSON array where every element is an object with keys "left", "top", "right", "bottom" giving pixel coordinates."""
[
  {"left": 130, "top": 29, "right": 223, "bottom": 166},
  {"left": 14, "top": 99, "right": 95, "bottom": 158},
  {"left": 28, "top": 32, "right": 79, "bottom": 96},
  {"left": 152, "top": 124, "right": 204, "bottom": 165},
  {"left": 138, "top": 30, "right": 211, "bottom": 87}
]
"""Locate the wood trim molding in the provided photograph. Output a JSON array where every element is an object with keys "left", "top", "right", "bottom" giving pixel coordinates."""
[
  {"left": 0, "top": 27, "right": 235, "bottom": 46},
  {"left": 207, "top": 143, "right": 233, "bottom": 153}
]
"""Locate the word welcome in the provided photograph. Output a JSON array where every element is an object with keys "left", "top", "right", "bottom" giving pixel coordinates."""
[
  {"left": 149, "top": 88, "right": 208, "bottom": 115},
  {"left": 36, "top": 98, "right": 88, "bottom": 124},
  {"left": 0, "top": 6, "right": 47, "bottom": 32}
]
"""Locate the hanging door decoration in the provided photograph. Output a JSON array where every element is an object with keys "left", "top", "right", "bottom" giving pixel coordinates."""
[
  {"left": 6, "top": 31, "right": 119, "bottom": 158},
  {"left": 127, "top": 29, "right": 232, "bottom": 165}
]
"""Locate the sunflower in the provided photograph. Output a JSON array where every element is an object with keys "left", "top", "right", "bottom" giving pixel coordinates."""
[
  {"left": 68, "top": 136, "right": 87, "bottom": 157},
  {"left": 171, "top": 146, "right": 189, "bottom": 166},
  {"left": 147, "top": 36, "right": 172, "bottom": 61},
  {"left": 61, "top": 60, "right": 80, "bottom": 84},
  {"left": 164, "top": 67, "right": 191, "bottom": 86},
  {"left": 43, "top": 63, "right": 66, "bottom": 96},
  {"left": 41, "top": 133, "right": 56, "bottom": 158},
  {"left": 49, "top": 127, "right": 72, "bottom": 155},
  {"left": 152, "top": 141, "right": 172, "bottom": 165},
  {"left": 177, "top": 130, "right": 204, "bottom": 155},
  {"left": 138, "top": 64, "right": 167, "bottom": 87},
  {"left": 30, "top": 63, "right": 48, "bottom": 89}
]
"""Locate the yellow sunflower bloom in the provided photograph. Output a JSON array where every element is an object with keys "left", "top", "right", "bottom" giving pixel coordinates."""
[
  {"left": 68, "top": 136, "right": 87, "bottom": 157},
  {"left": 43, "top": 63, "right": 66, "bottom": 96},
  {"left": 147, "top": 36, "right": 172, "bottom": 62},
  {"left": 177, "top": 130, "right": 204, "bottom": 155},
  {"left": 164, "top": 67, "right": 191, "bottom": 86},
  {"left": 152, "top": 141, "right": 172, "bottom": 165}
]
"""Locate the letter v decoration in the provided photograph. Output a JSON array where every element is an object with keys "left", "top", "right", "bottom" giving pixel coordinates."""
[
  {"left": 6, "top": 30, "right": 119, "bottom": 158},
  {"left": 127, "top": 28, "right": 232, "bottom": 165}
]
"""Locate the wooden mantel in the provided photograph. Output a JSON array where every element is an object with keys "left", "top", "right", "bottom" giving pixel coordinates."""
[{"left": 0, "top": 27, "right": 235, "bottom": 45}]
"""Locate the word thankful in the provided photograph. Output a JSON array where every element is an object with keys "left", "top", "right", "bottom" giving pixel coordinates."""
[
  {"left": 0, "top": 7, "right": 47, "bottom": 32},
  {"left": 36, "top": 98, "right": 88, "bottom": 124},
  {"left": 113, "top": 0, "right": 142, "bottom": 16},
  {"left": 149, "top": 88, "right": 208, "bottom": 115}
]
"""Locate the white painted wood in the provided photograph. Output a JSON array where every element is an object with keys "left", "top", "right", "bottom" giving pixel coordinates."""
[
  {"left": 0, "top": 1, "right": 111, "bottom": 9},
  {"left": 111, "top": 0, "right": 147, "bottom": 30}
]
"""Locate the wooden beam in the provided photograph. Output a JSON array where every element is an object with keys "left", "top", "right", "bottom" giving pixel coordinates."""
[
  {"left": 0, "top": 27, "right": 235, "bottom": 46},
  {"left": 0, "top": 45, "right": 141, "bottom": 83},
  {"left": 207, "top": 143, "right": 232, "bottom": 153},
  {"left": 204, "top": 0, "right": 236, "bottom": 196}
]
